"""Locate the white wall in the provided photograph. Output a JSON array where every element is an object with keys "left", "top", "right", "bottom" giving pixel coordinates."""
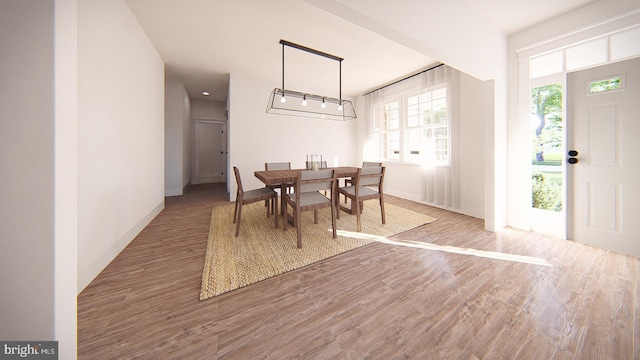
[
  {"left": 165, "top": 80, "right": 191, "bottom": 196},
  {"left": 192, "top": 99, "right": 227, "bottom": 120},
  {"left": 55, "top": 0, "right": 79, "bottom": 356},
  {"left": 228, "top": 72, "right": 357, "bottom": 200},
  {"left": 506, "top": 0, "right": 640, "bottom": 230},
  {"left": 459, "top": 73, "right": 491, "bottom": 218},
  {"left": 182, "top": 95, "right": 193, "bottom": 189},
  {"left": 0, "top": 0, "right": 55, "bottom": 341},
  {"left": 77, "top": 0, "right": 165, "bottom": 292}
]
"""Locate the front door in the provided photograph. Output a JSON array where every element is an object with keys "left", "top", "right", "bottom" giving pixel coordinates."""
[{"left": 567, "top": 57, "right": 640, "bottom": 256}]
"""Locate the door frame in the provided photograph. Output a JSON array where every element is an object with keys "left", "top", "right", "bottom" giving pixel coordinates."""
[{"left": 516, "top": 22, "right": 640, "bottom": 238}]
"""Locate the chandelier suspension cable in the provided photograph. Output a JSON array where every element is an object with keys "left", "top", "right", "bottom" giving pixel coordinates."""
[{"left": 279, "top": 39, "right": 344, "bottom": 102}]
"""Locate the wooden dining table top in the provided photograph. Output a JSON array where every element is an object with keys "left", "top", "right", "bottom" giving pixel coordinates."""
[{"left": 254, "top": 166, "right": 359, "bottom": 186}]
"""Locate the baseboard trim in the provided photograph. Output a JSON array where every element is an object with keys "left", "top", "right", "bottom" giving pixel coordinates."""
[
  {"left": 77, "top": 200, "right": 165, "bottom": 293},
  {"left": 165, "top": 187, "right": 183, "bottom": 196}
]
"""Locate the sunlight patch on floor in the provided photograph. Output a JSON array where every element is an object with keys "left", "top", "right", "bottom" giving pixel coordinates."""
[{"left": 336, "top": 230, "right": 552, "bottom": 267}]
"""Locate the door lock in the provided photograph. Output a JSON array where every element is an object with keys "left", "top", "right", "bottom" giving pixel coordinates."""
[{"left": 568, "top": 150, "right": 579, "bottom": 164}]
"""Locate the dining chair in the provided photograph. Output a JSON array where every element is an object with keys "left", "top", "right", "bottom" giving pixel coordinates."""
[
  {"left": 233, "top": 166, "right": 278, "bottom": 237},
  {"left": 283, "top": 169, "right": 337, "bottom": 249},
  {"left": 265, "top": 161, "right": 292, "bottom": 213},
  {"left": 344, "top": 161, "right": 382, "bottom": 202},
  {"left": 337, "top": 166, "right": 385, "bottom": 232}
]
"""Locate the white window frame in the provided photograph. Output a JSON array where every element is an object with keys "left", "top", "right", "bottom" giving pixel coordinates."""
[{"left": 371, "top": 84, "right": 450, "bottom": 166}]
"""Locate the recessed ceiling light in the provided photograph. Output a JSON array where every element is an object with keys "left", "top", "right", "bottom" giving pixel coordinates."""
[{"left": 202, "top": 91, "right": 210, "bottom": 96}]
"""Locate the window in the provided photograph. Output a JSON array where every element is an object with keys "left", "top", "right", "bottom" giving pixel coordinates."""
[
  {"left": 372, "top": 87, "right": 449, "bottom": 165},
  {"left": 373, "top": 101, "right": 400, "bottom": 160},
  {"left": 589, "top": 76, "right": 623, "bottom": 94}
]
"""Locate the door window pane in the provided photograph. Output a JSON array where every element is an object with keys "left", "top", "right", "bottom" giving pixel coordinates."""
[{"left": 589, "top": 77, "right": 623, "bottom": 94}]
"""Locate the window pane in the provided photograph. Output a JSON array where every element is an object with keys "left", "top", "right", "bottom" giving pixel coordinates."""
[
  {"left": 408, "top": 94, "right": 427, "bottom": 128},
  {"left": 422, "top": 105, "right": 432, "bottom": 125},
  {"left": 589, "top": 77, "right": 622, "bottom": 94},
  {"left": 406, "top": 128, "right": 422, "bottom": 158},
  {"left": 433, "top": 98, "right": 447, "bottom": 124},
  {"left": 434, "top": 126, "right": 447, "bottom": 137},
  {"left": 390, "top": 131, "right": 400, "bottom": 159},
  {"left": 531, "top": 83, "right": 563, "bottom": 212},
  {"left": 432, "top": 88, "right": 446, "bottom": 99}
]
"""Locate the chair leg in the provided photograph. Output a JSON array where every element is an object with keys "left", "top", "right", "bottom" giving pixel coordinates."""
[
  {"left": 380, "top": 196, "right": 386, "bottom": 224},
  {"left": 330, "top": 202, "right": 337, "bottom": 238},
  {"left": 283, "top": 200, "right": 289, "bottom": 232},
  {"left": 233, "top": 200, "right": 239, "bottom": 223},
  {"left": 266, "top": 199, "right": 271, "bottom": 218},
  {"left": 235, "top": 203, "right": 243, "bottom": 237},
  {"left": 354, "top": 198, "right": 362, "bottom": 232},
  {"left": 273, "top": 197, "right": 278, "bottom": 229},
  {"left": 296, "top": 206, "right": 302, "bottom": 249}
]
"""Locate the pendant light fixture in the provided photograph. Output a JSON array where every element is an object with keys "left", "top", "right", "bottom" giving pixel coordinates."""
[{"left": 266, "top": 39, "right": 357, "bottom": 121}]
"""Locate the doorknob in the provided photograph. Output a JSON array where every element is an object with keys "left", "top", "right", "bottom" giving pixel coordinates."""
[{"left": 568, "top": 150, "right": 579, "bottom": 164}]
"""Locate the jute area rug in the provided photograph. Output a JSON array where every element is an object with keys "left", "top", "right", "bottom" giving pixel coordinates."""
[{"left": 200, "top": 200, "right": 437, "bottom": 300}]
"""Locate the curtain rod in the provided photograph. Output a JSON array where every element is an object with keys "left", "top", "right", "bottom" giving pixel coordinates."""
[{"left": 363, "top": 63, "right": 445, "bottom": 96}]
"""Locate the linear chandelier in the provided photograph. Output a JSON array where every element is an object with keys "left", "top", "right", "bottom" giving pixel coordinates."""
[{"left": 266, "top": 40, "right": 357, "bottom": 121}]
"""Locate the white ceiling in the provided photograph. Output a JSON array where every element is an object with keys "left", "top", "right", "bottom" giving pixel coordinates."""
[{"left": 125, "top": 0, "right": 596, "bottom": 103}]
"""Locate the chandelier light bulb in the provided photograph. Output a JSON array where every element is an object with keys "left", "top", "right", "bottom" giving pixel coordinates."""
[
  {"left": 321, "top": 99, "right": 326, "bottom": 109},
  {"left": 302, "top": 95, "right": 307, "bottom": 106},
  {"left": 338, "top": 103, "right": 343, "bottom": 111},
  {"left": 280, "top": 96, "right": 286, "bottom": 103}
]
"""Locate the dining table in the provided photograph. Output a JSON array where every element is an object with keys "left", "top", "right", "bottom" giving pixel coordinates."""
[{"left": 254, "top": 166, "right": 359, "bottom": 228}]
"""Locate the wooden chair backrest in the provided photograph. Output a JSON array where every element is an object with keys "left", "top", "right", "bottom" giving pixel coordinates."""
[
  {"left": 357, "top": 166, "right": 385, "bottom": 188},
  {"left": 297, "top": 169, "right": 335, "bottom": 194},
  {"left": 265, "top": 162, "right": 291, "bottom": 171},
  {"left": 362, "top": 161, "right": 382, "bottom": 167},
  {"left": 233, "top": 166, "right": 243, "bottom": 194}
]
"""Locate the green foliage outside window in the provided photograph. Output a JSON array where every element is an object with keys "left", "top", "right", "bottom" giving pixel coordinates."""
[
  {"left": 532, "top": 173, "right": 562, "bottom": 212},
  {"left": 589, "top": 77, "right": 622, "bottom": 93}
]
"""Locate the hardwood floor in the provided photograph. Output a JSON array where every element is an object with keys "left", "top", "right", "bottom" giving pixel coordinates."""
[{"left": 77, "top": 183, "right": 639, "bottom": 359}]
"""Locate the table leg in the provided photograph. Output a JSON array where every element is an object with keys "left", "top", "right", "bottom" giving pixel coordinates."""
[{"left": 280, "top": 181, "right": 286, "bottom": 230}]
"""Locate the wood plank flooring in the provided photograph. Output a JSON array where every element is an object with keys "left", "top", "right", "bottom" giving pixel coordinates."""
[{"left": 77, "top": 183, "right": 639, "bottom": 359}]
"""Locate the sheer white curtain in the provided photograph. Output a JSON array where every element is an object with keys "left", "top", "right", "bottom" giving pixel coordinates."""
[{"left": 363, "top": 64, "right": 461, "bottom": 209}]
